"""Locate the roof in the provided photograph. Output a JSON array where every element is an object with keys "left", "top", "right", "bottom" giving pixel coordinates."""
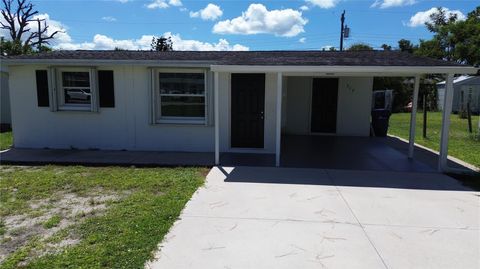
[
  {"left": 5, "top": 50, "right": 468, "bottom": 67},
  {"left": 437, "top": 75, "right": 480, "bottom": 86}
]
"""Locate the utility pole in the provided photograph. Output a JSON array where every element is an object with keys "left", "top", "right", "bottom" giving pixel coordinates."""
[{"left": 340, "top": 10, "right": 345, "bottom": 51}]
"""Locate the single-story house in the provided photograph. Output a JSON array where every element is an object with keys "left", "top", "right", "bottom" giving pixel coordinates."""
[
  {"left": 437, "top": 75, "right": 480, "bottom": 114},
  {"left": 2, "top": 50, "right": 478, "bottom": 172}
]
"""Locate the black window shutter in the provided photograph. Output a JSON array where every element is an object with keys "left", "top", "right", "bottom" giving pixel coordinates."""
[
  {"left": 35, "top": 70, "right": 49, "bottom": 107},
  {"left": 98, "top": 70, "right": 115, "bottom": 107}
]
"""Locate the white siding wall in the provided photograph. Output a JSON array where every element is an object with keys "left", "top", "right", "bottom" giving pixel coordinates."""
[
  {"left": 9, "top": 65, "right": 214, "bottom": 151},
  {"left": 9, "top": 66, "right": 373, "bottom": 153},
  {"left": 1, "top": 71, "right": 10, "bottom": 125},
  {"left": 284, "top": 77, "right": 312, "bottom": 135},
  {"left": 337, "top": 77, "right": 373, "bottom": 136},
  {"left": 284, "top": 76, "right": 373, "bottom": 136}
]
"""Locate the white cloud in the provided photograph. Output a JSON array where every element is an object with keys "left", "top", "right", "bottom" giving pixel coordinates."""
[
  {"left": 55, "top": 32, "right": 248, "bottom": 51},
  {"left": 371, "top": 0, "right": 416, "bottom": 9},
  {"left": 190, "top": 3, "right": 223, "bottom": 21},
  {"left": 407, "top": 7, "right": 466, "bottom": 27},
  {"left": 146, "top": 0, "right": 169, "bottom": 9},
  {"left": 101, "top": 16, "right": 117, "bottom": 22},
  {"left": 146, "top": 0, "right": 182, "bottom": 9},
  {"left": 299, "top": 37, "right": 306, "bottom": 43},
  {"left": 299, "top": 5, "right": 309, "bottom": 11},
  {"left": 168, "top": 0, "right": 182, "bottom": 7},
  {"left": 213, "top": 4, "right": 308, "bottom": 37},
  {"left": 1, "top": 13, "right": 246, "bottom": 51},
  {"left": 306, "top": 0, "right": 340, "bottom": 9},
  {"left": 165, "top": 32, "right": 248, "bottom": 51}
]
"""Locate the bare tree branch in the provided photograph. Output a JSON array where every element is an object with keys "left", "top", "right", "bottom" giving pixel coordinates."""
[{"left": 1, "top": 0, "right": 58, "bottom": 54}]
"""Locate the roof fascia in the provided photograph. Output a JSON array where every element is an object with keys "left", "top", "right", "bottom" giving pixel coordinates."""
[
  {"left": 210, "top": 65, "right": 479, "bottom": 75},
  {"left": 3, "top": 58, "right": 214, "bottom": 68}
]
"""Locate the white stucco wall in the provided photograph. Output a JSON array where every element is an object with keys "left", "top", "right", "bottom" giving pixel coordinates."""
[
  {"left": 284, "top": 76, "right": 373, "bottom": 136},
  {"left": 8, "top": 65, "right": 214, "bottom": 151}
]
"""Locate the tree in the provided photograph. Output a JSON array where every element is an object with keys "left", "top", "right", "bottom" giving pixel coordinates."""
[
  {"left": 415, "top": 39, "right": 445, "bottom": 60},
  {"left": 381, "top": 44, "right": 392, "bottom": 51},
  {"left": 415, "top": 6, "right": 480, "bottom": 65},
  {"left": 447, "top": 7, "right": 480, "bottom": 65},
  {"left": 425, "top": 7, "right": 459, "bottom": 33},
  {"left": 151, "top": 36, "right": 173, "bottom": 51},
  {"left": 347, "top": 43, "right": 373, "bottom": 51},
  {"left": 0, "top": 0, "right": 59, "bottom": 55},
  {"left": 398, "top": 39, "right": 417, "bottom": 53}
]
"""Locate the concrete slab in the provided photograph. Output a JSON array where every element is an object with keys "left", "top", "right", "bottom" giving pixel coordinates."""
[
  {"left": 0, "top": 148, "right": 69, "bottom": 163},
  {"left": 146, "top": 218, "right": 385, "bottom": 269},
  {"left": 59, "top": 150, "right": 137, "bottom": 164},
  {"left": 147, "top": 166, "right": 480, "bottom": 269},
  {"left": 0, "top": 148, "right": 214, "bottom": 167},
  {"left": 364, "top": 225, "right": 480, "bottom": 269},
  {"left": 183, "top": 167, "right": 356, "bottom": 224},
  {"left": 337, "top": 186, "right": 479, "bottom": 229},
  {"left": 281, "top": 135, "right": 436, "bottom": 172},
  {"left": 131, "top": 151, "right": 214, "bottom": 166}
]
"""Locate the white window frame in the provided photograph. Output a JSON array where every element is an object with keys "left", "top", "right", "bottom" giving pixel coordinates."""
[
  {"left": 55, "top": 67, "right": 98, "bottom": 112},
  {"left": 154, "top": 68, "right": 207, "bottom": 125}
]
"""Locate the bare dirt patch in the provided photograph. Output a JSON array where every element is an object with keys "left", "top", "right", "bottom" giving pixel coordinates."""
[{"left": 0, "top": 190, "right": 126, "bottom": 264}]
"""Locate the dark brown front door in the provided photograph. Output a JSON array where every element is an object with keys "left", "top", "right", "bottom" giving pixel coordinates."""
[
  {"left": 311, "top": 78, "right": 338, "bottom": 133},
  {"left": 231, "top": 73, "right": 265, "bottom": 148}
]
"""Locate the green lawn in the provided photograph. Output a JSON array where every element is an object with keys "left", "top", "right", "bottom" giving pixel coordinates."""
[
  {"left": 0, "top": 165, "right": 206, "bottom": 269},
  {"left": 0, "top": 132, "right": 12, "bottom": 150},
  {"left": 388, "top": 112, "right": 480, "bottom": 168}
]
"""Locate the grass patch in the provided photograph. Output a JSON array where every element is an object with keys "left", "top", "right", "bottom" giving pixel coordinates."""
[
  {"left": 42, "top": 215, "right": 62, "bottom": 229},
  {"left": 389, "top": 112, "right": 480, "bottom": 168},
  {"left": 0, "top": 132, "right": 12, "bottom": 150},
  {"left": 0, "top": 165, "right": 206, "bottom": 269}
]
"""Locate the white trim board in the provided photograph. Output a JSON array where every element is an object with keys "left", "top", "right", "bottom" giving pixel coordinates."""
[{"left": 211, "top": 65, "right": 478, "bottom": 75}]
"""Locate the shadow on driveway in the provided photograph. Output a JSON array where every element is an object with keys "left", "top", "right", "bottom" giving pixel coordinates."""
[{"left": 220, "top": 166, "right": 474, "bottom": 192}]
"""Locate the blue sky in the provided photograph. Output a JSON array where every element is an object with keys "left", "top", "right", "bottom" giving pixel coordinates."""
[{"left": 16, "top": 0, "right": 479, "bottom": 51}]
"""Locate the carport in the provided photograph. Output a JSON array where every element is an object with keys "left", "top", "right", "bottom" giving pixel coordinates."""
[{"left": 211, "top": 51, "right": 478, "bottom": 173}]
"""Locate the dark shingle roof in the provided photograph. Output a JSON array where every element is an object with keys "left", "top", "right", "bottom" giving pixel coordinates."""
[{"left": 5, "top": 50, "right": 467, "bottom": 67}]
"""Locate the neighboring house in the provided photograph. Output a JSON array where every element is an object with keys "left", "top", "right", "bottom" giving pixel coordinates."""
[
  {"left": 3, "top": 50, "right": 477, "bottom": 170},
  {"left": 437, "top": 75, "right": 480, "bottom": 114},
  {"left": 0, "top": 57, "right": 11, "bottom": 131}
]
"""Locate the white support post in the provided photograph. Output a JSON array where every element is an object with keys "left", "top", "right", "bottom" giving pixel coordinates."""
[
  {"left": 275, "top": 72, "right": 283, "bottom": 167},
  {"left": 438, "top": 73, "right": 454, "bottom": 172},
  {"left": 408, "top": 75, "right": 420, "bottom": 159},
  {"left": 214, "top": 72, "right": 220, "bottom": 165}
]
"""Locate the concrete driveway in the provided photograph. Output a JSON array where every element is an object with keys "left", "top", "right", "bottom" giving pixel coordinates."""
[{"left": 146, "top": 166, "right": 479, "bottom": 269}]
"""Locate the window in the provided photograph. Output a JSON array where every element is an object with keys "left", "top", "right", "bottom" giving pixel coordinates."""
[
  {"left": 62, "top": 72, "right": 91, "bottom": 105},
  {"left": 155, "top": 70, "right": 207, "bottom": 124},
  {"left": 55, "top": 68, "right": 97, "bottom": 111}
]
